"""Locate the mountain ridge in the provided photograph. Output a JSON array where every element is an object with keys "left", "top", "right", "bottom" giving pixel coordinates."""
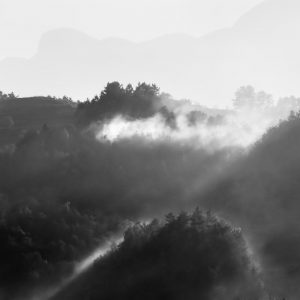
[{"left": 0, "top": 0, "right": 299, "bottom": 105}]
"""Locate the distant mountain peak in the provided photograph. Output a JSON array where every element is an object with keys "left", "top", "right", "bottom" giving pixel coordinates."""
[
  {"left": 38, "top": 28, "right": 97, "bottom": 52},
  {"left": 234, "top": 0, "right": 299, "bottom": 31},
  {"left": 36, "top": 28, "right": 135, "bottom": 58}
]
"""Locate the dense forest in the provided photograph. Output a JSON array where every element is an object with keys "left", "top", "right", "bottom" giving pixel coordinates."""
[
  {"left": 55, "top": 209, "right": 263, "bottom": 300},
  {"left": 0, "top": 83, "right": 299, "bottom": 299}
]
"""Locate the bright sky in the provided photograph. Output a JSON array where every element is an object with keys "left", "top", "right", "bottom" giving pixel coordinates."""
[{"left": 0, "top": 0, "right": 264, "bottom": 59}]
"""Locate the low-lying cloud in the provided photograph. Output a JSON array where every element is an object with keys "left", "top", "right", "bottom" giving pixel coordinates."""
[{"left": 95, "top": 108, "right": 284, "bottom": 150}]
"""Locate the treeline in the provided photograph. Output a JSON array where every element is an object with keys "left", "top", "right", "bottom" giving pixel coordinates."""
[
  {"left": 0, "top": 91, "right": 17, "bottom": 100},
  {"left": 75, "top": 82, "right": 225, "bottom": 128},
  {"left": 233, "top": 85, "right": 300, "bottom": 116},
  {"left": 76, "top": 82, "right": 163, "bottom": 125},
  {"left": 0, "top": 82, "right": 225, "bottom": 148}
]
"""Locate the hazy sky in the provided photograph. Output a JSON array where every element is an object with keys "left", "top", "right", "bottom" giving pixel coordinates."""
[{"left": 0, "top": 0, "right": 264, "bottom": 59}]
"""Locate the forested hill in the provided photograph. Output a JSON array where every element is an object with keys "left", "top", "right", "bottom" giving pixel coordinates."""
[
  {"left": 0, "top": 94, "right": 76, "bottom": 146},
  {"left": 53, "top": 209, "right": 263, "bottom": 300},
  {"left": 198, "top": 112, "right": 300, "bottom": 298}
]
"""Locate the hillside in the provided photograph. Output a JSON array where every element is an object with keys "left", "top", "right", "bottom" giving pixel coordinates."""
[
  {"left": 0, "top": 96, "right": 75, "bottom": 146},
  {"left": 53, "top": 210, "right": 263, "bottom": 300},
  {"left": 198, "top": 112, "right": 300, "bottom": 298}
]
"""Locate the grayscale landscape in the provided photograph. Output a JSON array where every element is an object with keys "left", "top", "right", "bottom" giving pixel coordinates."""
[{"left": 0, "top": 0, "right": 299, "bottom": 299}]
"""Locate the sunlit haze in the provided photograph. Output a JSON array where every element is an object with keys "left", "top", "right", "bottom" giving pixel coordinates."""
[
  {"left": 2, "top": 1, "right": 300, "bottom": 299},
  {"left": 0, "top": 0, "right": 263, "bottom": 59},
  {"left": 1, "top": 0, "right": 300, "bottom": 107}
]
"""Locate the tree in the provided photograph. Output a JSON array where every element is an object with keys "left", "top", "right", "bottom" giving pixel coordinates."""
[
  {"left": 134, "top": 82, "right": 160, "bottom": 98},
  {"left": 233, "top": 86, "right": 256, "bottom": 109},
  {"left": 0, "top": 91, "right": 17, "bottom": 101},
  {"left": 100, "top": 81, "right": 125, "bottom": 99},
  {"left": 233, "top": 86, "right": 273, "bottom": 110}
]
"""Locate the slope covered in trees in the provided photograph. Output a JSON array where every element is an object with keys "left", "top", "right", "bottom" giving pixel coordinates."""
[
  {"left": 54, "top": 209, "right": 263, "bottom": 300},
  {"left": 0, "top": 94, "right": 75, "bottom": 146},
  {"left": 0, "top": 84, "right": 232, "bottom": 299},
  {"left": 199, "top": 112, "right": 300, "bottom": 298}
]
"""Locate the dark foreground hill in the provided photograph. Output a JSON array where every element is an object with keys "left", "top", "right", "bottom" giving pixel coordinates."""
[{"left": 53, "top": 210, "right": 263, "bottom": 300}]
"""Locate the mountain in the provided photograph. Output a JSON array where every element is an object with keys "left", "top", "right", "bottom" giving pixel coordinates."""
[{"left": 0, "top": 0, "right": 299, "bottom": 106}]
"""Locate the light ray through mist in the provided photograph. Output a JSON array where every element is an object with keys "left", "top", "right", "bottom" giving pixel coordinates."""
[{"left": 29, "top": 237, "right": 123, "bottom": 300}]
